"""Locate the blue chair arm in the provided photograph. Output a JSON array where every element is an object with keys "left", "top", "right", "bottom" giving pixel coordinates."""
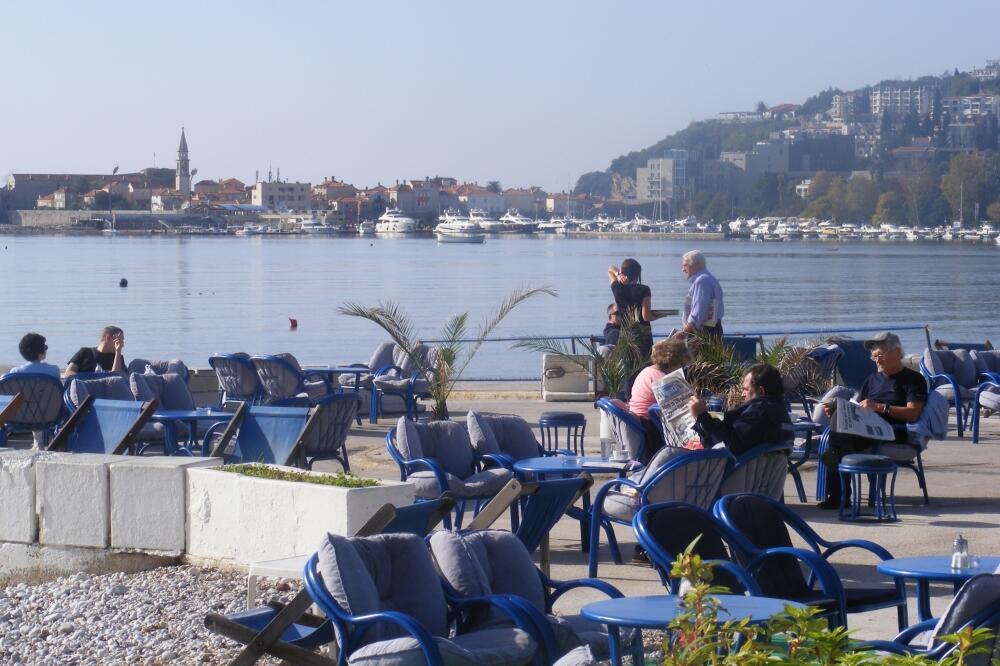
[
  {"left": 489, "top": 594, "right": 561, "bottom": 666},
  {"left": 820, "top": 539, "right": 894, "bottom": 562},
  {"left": 924, "top": 369, "right": 964, "bottom": 397},
  {"left": 402, "top": 458, "right": 450, "bottom": 495},
  {"left": 892, "top": 617, "right": 940, "bottom": 645},
  {"left": 346, "top": 610, "right": 444, "bottom": 666},
  {"left": 448, "top": 594, "right": 549, "bottom": 657},
  {"left": 746, "top": 547, "right": 846, "bottom": 621},
  {"left": 200, "top": 421, "right": 230, "bottom": 456},
  {"left": 853, "top": 639, "right": 921, "bottom": 655},
  {"left": 978, "top": 372, "right": 1000, "bottom": 384},
  {"left": 542, "top": 448, "right": 578, "bottom": 457},
  {"left": 706, "top": 560, "right": 763, "bottom": 596},
  {"left": 301, "top": 370, "right": 334, "bottom": 392},
  {"left": 543, "top": 576, "right": 624, "bottom": 612},
  {"left": 373, "top": 365, "right": 404, "bottom": 379},
  {"left": 476, "top": 452, "right": 514, "bottom": 471}
]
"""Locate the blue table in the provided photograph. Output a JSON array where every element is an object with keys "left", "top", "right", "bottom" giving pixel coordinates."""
[
  {"left": 581, "top": 594, "right": 803, "bottom": 665},
  {"left": 149, "top": 409, "right": 234, "bottom": 455},
  {"left": 304, "top": 366, "right": 368, "bottom": 424},
  {"left": 512, "top": 455, "right": 635, "bottom": 477},
  {"left": 876, "top": 556, "right": 1000, "bottom": 622}
]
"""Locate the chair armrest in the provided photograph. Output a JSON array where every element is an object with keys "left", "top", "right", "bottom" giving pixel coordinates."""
[
  {"left": 373, "top": 365, "right": 404, "bottom": 378},
  {"left": 853, "top": 639, "right": 920, "bottom": 655},
  {"left": 347, "top": 610, "right": 443, "bottom": 665},
  {"left": 978, "top": 373, "right": 1000, "bottom": 384},
  {"left": 448, "top": 594, "right": 546, "bottom": 644},
  {"left": 201, "top": 421, "right": 230, "bottom": 456},
  {"left": 820, "top": 539, "right": 894, "bottom": 562},
  {"left": 747, "top": 547, "right": 845, "bottom": 615},
  {"left": 403, "top": 458, "right": 450, "bottom": 495},
  {"left": 892, "top": 617, "right": 940, "bottom": 645},
  {"left": 476, "top": 452, "right": 514, "bottom": 471},
  {"left": 705, "top": 560, "right": 763, "bottom": 596},
  {"left": 301, "top": 370, "right": 333, "bottom": 392},
  {"left": 925, "top": 369, "right": 964, "bottom": 394},
  {"left": 543, "top": 576, "right": 624, "bottom": 612},
  {"left": 541, "top": 449, "right": 578, "bottom": 457}
]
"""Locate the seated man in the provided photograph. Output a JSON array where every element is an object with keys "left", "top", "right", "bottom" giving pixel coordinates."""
[
  {"left": 818, "top": 331, "right": 926, "bottom": 510},
  {"left": 687, "top": 363, "right": 791, "bottom": 457},
  {"left": 9, "top": 333, "right": 61, "bottom": 379},
  {"left": 602, "top": 303, "right": 620, "bottom": 347},
  {"left": 64, "top": 325, "right": 126, "bottom": 378}
]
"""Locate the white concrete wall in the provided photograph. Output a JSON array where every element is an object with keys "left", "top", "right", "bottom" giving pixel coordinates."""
[
  {"left": 36, "top": 454, "right": 121, "bottom": 548},
  {"left": 0, "top": 450, "right": 67, "bottom": 543},
  {"left": 187, "top": 466, "right": 414, "bottom": 565}
]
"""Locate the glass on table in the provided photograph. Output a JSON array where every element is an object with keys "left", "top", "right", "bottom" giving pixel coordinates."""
[{"left": 600, "top": 438, "right": 615, "bottom": 461}]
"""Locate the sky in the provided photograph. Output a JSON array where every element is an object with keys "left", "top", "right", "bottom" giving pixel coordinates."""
[{"left": 2, "top": 1, "right": 1000, "bottom": 192}]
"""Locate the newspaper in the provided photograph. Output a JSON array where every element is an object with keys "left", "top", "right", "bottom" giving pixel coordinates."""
[
  {"left": 832, "top": 397, "right": 895, "bottom": 441},
  {"left": 650, "top": 368, "right": 700, "bottom": 448}
]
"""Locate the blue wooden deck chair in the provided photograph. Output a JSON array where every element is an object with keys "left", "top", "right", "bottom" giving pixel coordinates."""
[
  {"left": 722, "top": 335, "right": 762, "bottom": 363},
  {"left": 46, "top": 396, "right": 158, "bottom": 455},
  {"left": 832, "top": 339, "right": 877, "bottom": 391},
  {"left": 206, "top": 403, "right": 319, "bottom": 467},
  {"left": 715, "top": 493, "right": 909, "bottom": 631},
  {"left": 301, "top": 393, "right": 361, "bottom": 471},
  {"left": 587, "top": 448, "right": 734, "bottom": 577},
  {"left": 513, "top": 476, "right": 593, "bottom": 556},
  {"left": 0, "top": 393, "right": 26, "bottom": 444},
  {"left": 0, "top": 372, "right": 65, "bottom": 447},
  {"left": 208, "top": 353, "right": 263, "bottom": 406}
]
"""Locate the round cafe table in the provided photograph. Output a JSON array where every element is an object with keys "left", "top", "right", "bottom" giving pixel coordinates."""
[
  {"left": 581, "top": 594, "right": 803, "bottom": 665},
  {"left": 876, "top": 556, "right": 1000, "bottom": 622}
]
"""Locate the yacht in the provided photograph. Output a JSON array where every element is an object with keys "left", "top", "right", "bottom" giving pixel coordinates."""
[
  {"left": 435, "top": 210, "right": 486, "bottom": 243},
  {"left": 300, "top": 218, "right": 336, "bottom": 234},
  {"left": 376, "top": 208, "right": 417, "bottom": 233},
  {"left": 468, "top": 209, "right": 506, "bottom": 233},
  {"left": 628, "top": 214, "right": 654, "bottom": 233},
  {"left": 357, "top": 219, "right": 376, "bottom": 235},
  {"left": 498, "top": 209, "right": 538, "bottom": 233},
  {"left": 537, "top": 217, "right": 567, "bottom": 233}
]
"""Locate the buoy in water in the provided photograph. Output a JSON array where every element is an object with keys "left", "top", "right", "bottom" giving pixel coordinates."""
[
  {"left": 289, "top": 318, "right": 298, "bottom": 330},
  {"left": 119, "top": 278, "right": 128, "bottom": 288}
]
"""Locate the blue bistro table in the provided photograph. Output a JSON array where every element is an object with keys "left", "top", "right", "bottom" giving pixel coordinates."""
[
  {"left": 581, "top": 594, "right": 803, "bottom": 665},
  {"left": 877, "top": 556, "right": 1000, "bottom": 622},
  {"left": 302, "top": 366, "right": 368, "bottom": 392},
  {"left": 149, "top": 409, "right": 234, "bottom": 455}
]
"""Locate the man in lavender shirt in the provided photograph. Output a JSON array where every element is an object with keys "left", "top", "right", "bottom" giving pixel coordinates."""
[{"left": 674, "top": 250, "right": 724, "bottom": 340}]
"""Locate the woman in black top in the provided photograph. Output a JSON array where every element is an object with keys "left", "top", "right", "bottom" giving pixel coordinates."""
[{"left": 608, "top": 258, "right": 653, "bottom": 361}]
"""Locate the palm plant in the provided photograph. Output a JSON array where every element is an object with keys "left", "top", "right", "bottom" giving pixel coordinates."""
[
  {"left": 339, "top": 286, "right": 555, "bottom": 420},
  {"left": 513, "top": 313, "right": 647, "bottom": 400}
]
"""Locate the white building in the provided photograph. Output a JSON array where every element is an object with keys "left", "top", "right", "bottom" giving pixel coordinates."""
[
  {"left": 635, "top": 150, "right": 688, "bottom": 203},
  {"left": 252, "top": 181, "right": 312, "bottom": 210},
  {"left": 870, "top": 86, "right": 931, "bottom": 117},
  {"left": 941, "top": 95, "right": 1000, "bottom": 118}
]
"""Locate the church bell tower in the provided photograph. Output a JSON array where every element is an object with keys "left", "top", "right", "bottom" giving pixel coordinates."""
[{"left": 176, "top": 127, "right": 191, "bottom": 195}]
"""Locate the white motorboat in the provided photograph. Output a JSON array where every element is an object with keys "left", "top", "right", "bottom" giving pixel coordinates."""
[
  {"left": 300, "top": 218, "right": 336, "bottom": 234},
  {"left": 498, "top": 209, "right": 538, "bottom": 233},
  {"left": 376, "top": 208, "right": 417, "bottom": 233},
  {"left": 436, "top": 231, "right": 485, "bottom": 244},
  {"left": 537, "top": 217, "right": 567, "bottom": 233},
  {"left": 358, "top": 219, "right": 376, "bottom": 235},
  {"left": 468, "top": 209, "right": 506, "bottom": 233},
  {"left": 435, "top": 210, "right": 486, "bottom": 243}
]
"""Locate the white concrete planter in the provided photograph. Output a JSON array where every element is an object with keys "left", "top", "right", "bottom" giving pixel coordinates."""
[
  {"left": 186, "top": 465, "right": 414, "bottom": 566},
  {"left": 0, "top": 450, "right": 67, "bottom": 544}
]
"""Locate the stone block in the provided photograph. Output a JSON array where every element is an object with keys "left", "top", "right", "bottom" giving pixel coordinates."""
[
  {"left": 187, "top": 466, "right": 414, "bottom": 565},
  {"left": 36, "top": 454, "right": 120, "bottom": 548},
  {"left": 109, "top": 456, "right": 222, "bottom": 552},
  {"left": 0, "top": 450, "right": 67, "bottom": 544}
]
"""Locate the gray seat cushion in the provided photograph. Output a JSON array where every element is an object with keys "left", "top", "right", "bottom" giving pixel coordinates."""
[
  {"left": 68, "top": 376, "right": 134, "bottom": 407},
  {"left": 347, "top": 626, "right": 536, "bottom": 666},
  {"left": 931, "top": 573, "right": 1000, "bottom": 644},
  {"left": 978, "top": 389, "right": 1000, "bottom": 412},
  {"left": 396, "top": 418, "right": 475, "bottom": 478},
  {"left": 467, "top": 411, "right": 542, "bottom": 461},
  {"left": 924, "top": 349, "right": 977, "bottom": 389},
  {"left": 602, "top": 490, "right": 639, "bottom": 522},
  {"left": 972, "top": 350, "right": 1000, "bottom": 376}
]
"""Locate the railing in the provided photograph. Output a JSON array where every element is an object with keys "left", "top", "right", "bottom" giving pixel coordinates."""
[{"left": 421, "top": 323, "right": 932, "bottom": 382}]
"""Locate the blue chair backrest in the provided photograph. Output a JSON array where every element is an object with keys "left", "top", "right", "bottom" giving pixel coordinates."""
[
  {"left": 938, "top": 341, "right": 991, "bottom": 353},
  {"left": 65, "top": 398, "right": 147, "bottom": 454},
  {"left": 251, "top": 354, "right": 306, "bottom": 404},
  {"left": 596, "top": 397, "right": 645, "bottom": 460},
  {"left": 516, "top": 476, "right": 590, "bottom": 554},
  {"left": 0, "top": 373, "right": 65, "bottom": 429},
  {"left": 832, "top": 340, "right": 876, "bottom": 390},
  {"left": 384, "top": 496, "right": 456, "bottom": 536},
  {"left": 723, "top": 336, "right": 760, "bottom": 363},
  {"left": 227, "top": 405, "right": 312, "bottom": 465},
  {"left": 719, "top": 441, "right": 792, "bottom": 500},
  {"left": 642, "top": 448, "right": 735, "bottom": 509},
  {"left": 303, "top": 393, "right": 360, "bottom": 457},
  {"left": 209, "top": 353, "right": 261, "bottom": 403}
]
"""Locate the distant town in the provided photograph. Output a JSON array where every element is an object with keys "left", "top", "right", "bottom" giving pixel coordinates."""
[{"left": 4, "top": 57, "right": 1000, "bottom": 234}]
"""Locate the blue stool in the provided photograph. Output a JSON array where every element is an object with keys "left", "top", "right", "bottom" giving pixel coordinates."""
[
  {"left": 538, "top": 411, "right": 586, "bottom": 455},
  {"left": 838, "top": 453, "right": 898, "bottom": 522}
]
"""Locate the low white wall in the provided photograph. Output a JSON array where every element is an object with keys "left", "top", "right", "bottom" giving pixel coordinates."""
[
  {"left": 0, "top": 450, "right": 67, "bottom": 543},
  {"left": 187, "top": 466, "right": 415, "bottom": 565}
]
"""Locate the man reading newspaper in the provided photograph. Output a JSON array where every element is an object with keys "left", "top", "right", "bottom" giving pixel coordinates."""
[{"left": 818, "top": 332, "right": 927, "bottom": 510}]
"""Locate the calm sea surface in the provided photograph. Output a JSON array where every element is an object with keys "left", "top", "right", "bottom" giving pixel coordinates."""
[{"left": 0, "top": 235, "right": 997, "bottom": 378}]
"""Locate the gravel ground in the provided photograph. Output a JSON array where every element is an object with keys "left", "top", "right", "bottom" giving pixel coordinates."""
[{"left": 0, "top": 566, "right": 301, "bottom": 665}]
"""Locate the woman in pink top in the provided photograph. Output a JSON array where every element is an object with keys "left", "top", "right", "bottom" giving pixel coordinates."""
[{"left": 614, "top": 339, "right": 691, "bottom": 463}]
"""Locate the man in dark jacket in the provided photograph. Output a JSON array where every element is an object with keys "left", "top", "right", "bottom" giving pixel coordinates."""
[{"left": 687, "top": 364, "right": 792, "bottom": 456}]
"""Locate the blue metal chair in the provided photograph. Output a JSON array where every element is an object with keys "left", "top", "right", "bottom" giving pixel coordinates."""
[
  {"left": 832, "top": 339, "right": 877, "bottom": 391},
  {"left": 0, "top": 393, "right": 25, "bottom": 444},
  {"left": 127, "top": 358, "right": 190, "bottom": 383},
  {"left": 919, "top": 350, "right": 979, "bottom": 437},
  {"left": 595, "top": 397, "right": 646, "bottom": 461},
  {"left": 934, "top": 340, "right": 992, "bottom": 353},
  {"left": 208, "top": 353, "right": 263, "bottom": 405},
  {"left": 715, "top": 493, "right": 909, "bottom": 631},
  {"left": 971, "top": 379, "right": 1000, "bottom": 444},
  {"left": 386, "top": 419, "right": 514, "bottom": 529},
  {"left": 537, "top": 411, "right": 586, "bottom": 455},
  {"left": 301, "top": 393, "right": 361, "bottom": 471},
  {"left": 718, "top": 441, "right": 793, "bottom": 501},
  {"left": 46, "top": 396, "right": 158, "bottom": 455},
  {"left": 302, "top": 535, "right": 543, "bottom": 666},
  {"left": 859, "top": 574, "right": 1000, "bottom": 661},
  {"left": 251, "top": 354, "right": 334, "bottom": 406},
  {"left": 0, "top": 372, "right": 66, "bottom": 447},
  {"left": 368, "top": 345, "right": 436, "bottom": 424},
  {"left": 587, "top": 448, "right": 734, "bottom": 576},
  {"left": 722, "top": 335, "right": 762, "bottom": 363},
  {"left": 204, "top": 403, "right": 319, "bottom": 467}
]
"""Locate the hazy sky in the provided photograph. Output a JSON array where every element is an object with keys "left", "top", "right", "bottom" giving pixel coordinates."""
[{"left": 3, "top": 1, "right": 999, "bottom": 191}]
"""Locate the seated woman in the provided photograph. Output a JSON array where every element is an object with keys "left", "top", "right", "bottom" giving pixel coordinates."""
[
  {"left": 614, "top": 338, "right": 691, "bottom": 464},
  {"left": 687, "top": 363, "right": 791, "bottom": 457}
]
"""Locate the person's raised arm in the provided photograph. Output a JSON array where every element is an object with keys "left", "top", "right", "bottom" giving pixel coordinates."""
[
  {"left": 62, "top": 363, "right": 78, "bottom": 379},
  {"left": 111, "top": 334, "right": 125, "bottom": 372},
  {"left": 608, "top": 265, "right": 620, "bottom": 285}
]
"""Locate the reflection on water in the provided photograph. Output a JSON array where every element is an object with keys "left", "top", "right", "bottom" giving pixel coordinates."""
[{"left": 0, "top": 235, "right": 996, "bottom": 377}]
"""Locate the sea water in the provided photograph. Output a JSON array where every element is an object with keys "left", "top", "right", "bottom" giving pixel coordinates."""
[{"left": 0, "top": 234, "right": 996, "bottom": 378}]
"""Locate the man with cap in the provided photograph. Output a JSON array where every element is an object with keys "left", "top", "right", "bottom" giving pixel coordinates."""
[{"left": 818, "top": 331, "right": 927, "bottom": 510}]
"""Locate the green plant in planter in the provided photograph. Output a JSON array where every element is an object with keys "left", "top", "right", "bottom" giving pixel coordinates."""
[
  {"left": 220, "top": 463, "right": 379, "bottom": 488},
  {"left": 660, "top": 539, "right": 994, "bottom": 665},
  {"left": 513, "top": 313, "right": 646, "bottom": 400},
  {"left": 339, "top": 286, "right": 556, "bottom": 420}
]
